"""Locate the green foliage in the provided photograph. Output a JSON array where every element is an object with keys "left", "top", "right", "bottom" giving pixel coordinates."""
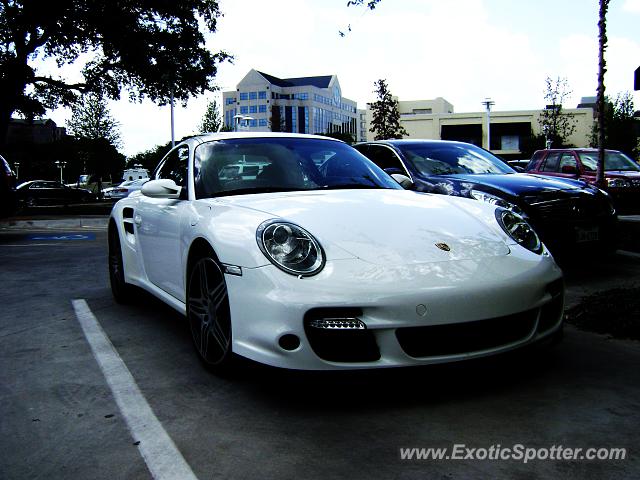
[
  {"left": 198, "top": 99, "right": 223, "bottom": 134},
  {"left": 0, "top": 0, "right": 231, "bottom": 146},
  {"left": 67, "top": 93, "right": 121, "bottom": 146},
  {"left": 128, "top": 141, "right": 173, "bottom": 173},
  {"left": 538, "top": 76, "right": 577, "bottom": 148},
  {"left": 369, "top": 79, "right": 407, "bottom": 141},
  {"left": 590, "top": 92, "right": 639, "bottom": 158},
  {"left": 347, "top": 0, "right": 384, "bottom": 9}
]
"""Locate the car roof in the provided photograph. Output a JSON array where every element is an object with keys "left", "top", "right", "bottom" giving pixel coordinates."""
[
  {"left": 356, "top": 139, "right": 474, "bottom": 147},
  {"left": 183, "top": 132, "right": 346, "bottom": 147}
]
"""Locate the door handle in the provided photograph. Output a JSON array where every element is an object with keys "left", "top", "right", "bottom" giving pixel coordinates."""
[{"left": 134, "top": 214, "right": 142, "bottom": 226}]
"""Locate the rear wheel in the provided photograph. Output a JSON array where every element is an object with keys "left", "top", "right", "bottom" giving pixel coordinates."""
[
  {"left": 108, "top": 225, "right": 135, "bottom": 303},
  {"left": 187, "top": 256, "right": 234, "bottom": 372}
]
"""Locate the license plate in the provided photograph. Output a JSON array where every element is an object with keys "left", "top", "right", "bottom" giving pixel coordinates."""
[{"left": 576, "top": 226, "right": 599, "bottom": 243}]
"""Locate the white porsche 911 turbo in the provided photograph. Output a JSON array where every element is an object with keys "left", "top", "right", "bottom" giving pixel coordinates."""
[{"left": 108, "top": 132, "right": 564, "bottom": 372}]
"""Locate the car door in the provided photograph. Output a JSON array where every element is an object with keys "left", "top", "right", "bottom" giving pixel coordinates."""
[
  {"left": 136, "top": 144, "right": 190, "bottom": 300},
  {"left": 554, "top": 152, "right": 580, "bottom": 180},
  {"left": 535, "top": 152, "right": 562, "bottom": 178}
]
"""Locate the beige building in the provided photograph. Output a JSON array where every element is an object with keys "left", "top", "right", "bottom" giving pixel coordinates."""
[
  {"left": 363, "top": 98, "right": 595, "bottom": 159},
  {"left": 222, "top": 69, "right": 358, "bottom": 137}
]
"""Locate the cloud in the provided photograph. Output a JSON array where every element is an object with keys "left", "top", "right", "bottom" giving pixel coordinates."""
[{"left": 622, "top": 0, "right": 640, "bottom": 13}]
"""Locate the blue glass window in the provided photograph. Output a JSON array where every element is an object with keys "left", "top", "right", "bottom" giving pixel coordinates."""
[
  {"left": 258, "top": 105, "right": 267, "bottom": 113},
  {"left": 239, "top": 92, "right": 248, "bottom": 100},
  {"left": 225, "top": 98, "right": 236, "bottom": 105},
  {"left": 249, "top": 105, "right": 257, "bottom": 113},
  {"left": 249, "top": 119, "right": 257, "bottom": 127},
  {"left": 249, "top": 92, "right": 257, "bottom": 100},
  {"left": 240, "top": 106, "right": 248, "bottom": 114},
  {"left": 259, "top": 119, "right": 268, "bottom": 127},
  {"left": 258, "top": 91, "right": 267, "bottom": 99}
]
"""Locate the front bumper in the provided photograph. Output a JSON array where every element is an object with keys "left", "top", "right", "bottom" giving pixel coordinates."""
[{"left": 224, "top": 250, "right": 563, "bottom": 370}]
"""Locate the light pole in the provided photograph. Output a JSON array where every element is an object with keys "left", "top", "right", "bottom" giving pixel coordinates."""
[
  {"left": 170, "top": 88, "right": 175, "bottom": 148},
  {"left": 482, "top": 98, "right": 495, "bottom": 151},
  {"left": 14, "top": 161, "right": 19, "bottom": 180},
  {"left": 55, "top": 160, "right": 67, "bottom": 183}
]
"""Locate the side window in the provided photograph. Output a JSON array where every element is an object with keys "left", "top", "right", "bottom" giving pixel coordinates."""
[
  {"left": 367, "top": 146, "right": 408, "bottom": 174},
  {"left": 558, "top": 153, "right": 578, "bottom": 172},
  {"left": 541, "top": 152, "right": 561, "bottom": 172},
  {"left": 156, "top": 145, "right": 189, "bottom": 187}
]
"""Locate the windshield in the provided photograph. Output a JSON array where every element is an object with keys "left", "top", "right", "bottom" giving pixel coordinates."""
[
  {"left": 578, "top": 151, "right": 640, "bottom": 172},
  {"left": 398, "top": 143, "right": 515, "bottom": 176},
  {"left": 193, "top": 137, "right": 401, "bottom": 198}
]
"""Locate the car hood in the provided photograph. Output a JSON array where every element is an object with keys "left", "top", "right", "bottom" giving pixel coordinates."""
[
  {"left": 432, "top": 173, "right": 584, "bottom": 197},
  {"left": 604, "top": 170, "right": 640, "bottom": 179},
  {"left": 213, "top": 189, "right": 510, "bottom": 266}
]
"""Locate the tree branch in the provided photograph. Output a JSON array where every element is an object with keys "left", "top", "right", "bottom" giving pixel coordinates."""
[{"left": 32, "top": 76, "right": 88, "bottom": 92}]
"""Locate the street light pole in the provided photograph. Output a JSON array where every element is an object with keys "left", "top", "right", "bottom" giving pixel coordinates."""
[
  {"left": 482, "top": 98, "right": 495, "bottom": 151},
  {"left": 170, "top": 89, "right": 175, "bottom": 148},
  {"left": 14, "top": 161, "right": 19, "bottom": 180},
  {"left": 55, "top": 160, "right": 67, "bottom": 183}
]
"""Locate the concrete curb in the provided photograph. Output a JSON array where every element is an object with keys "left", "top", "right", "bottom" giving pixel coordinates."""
[{"left": 0, "top": 216, "right": 109, "bottom": 231}]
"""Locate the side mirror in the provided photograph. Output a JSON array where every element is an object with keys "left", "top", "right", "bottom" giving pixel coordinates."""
[
  {"left": 141, "top": 179, "right": 182, "bottom": 199},
  {"left": 391, "top": 173, "right": 414, "bottom": 190},
  {"left": 561, "top": 165, "right": 578, "bottom": 175}
]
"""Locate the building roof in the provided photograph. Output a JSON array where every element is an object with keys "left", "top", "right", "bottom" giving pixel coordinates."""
[{"left": 256, "top": 71, "right": 333, "bottom": 89}]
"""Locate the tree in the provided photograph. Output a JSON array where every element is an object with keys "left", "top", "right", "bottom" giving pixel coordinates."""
[
  {"left": 0, "top": 0, "right": 231, "bottom": 148},
  {"left": 590, "top": 92, "right": 638, "bottom": 158},
  {"left": 596, "top": 0, "right": 611, "bottom": 188},
  {"left": 66, "top": 92, "right": 123, "bottom": 194},
  {"left": 369, "top": 79, "right": 407, "bottom": 140},
  {"left": 67, "top": 93, "right": 121, "bottom": 146},
  {"left": 538, "top": 76, "right": 577, "bottom": 148},
  {"left": 198, "top": 99, "right": 223, "bottom": 134}
]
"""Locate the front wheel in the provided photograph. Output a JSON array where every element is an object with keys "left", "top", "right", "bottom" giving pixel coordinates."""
[
  {"left": 108, "top": 226, "right": 136, "bottom": 303},
  {"left": 187, "top": 257, "right": 234, "bottom": 372}
]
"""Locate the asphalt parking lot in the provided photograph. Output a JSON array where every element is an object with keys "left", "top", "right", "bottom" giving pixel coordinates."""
[{"left": 1, "top": 218, "right": 639, "bottom": 479}]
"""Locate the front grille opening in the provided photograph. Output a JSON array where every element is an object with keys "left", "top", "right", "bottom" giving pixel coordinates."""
[
  {"left": 304, "top": 308, "right": 380, "bottom": 362},
  {"left": 396, "top": 310, "right": 538, "bottom": 358}
]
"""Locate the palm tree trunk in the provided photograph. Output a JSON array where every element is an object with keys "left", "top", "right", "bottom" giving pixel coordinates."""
[{"left": 596, "top": 0, "right": 610, "bottom": 188}]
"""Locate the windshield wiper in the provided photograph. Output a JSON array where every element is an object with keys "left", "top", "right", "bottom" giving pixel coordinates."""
[
  {"left": 212, "top": 187, "right": 307, "bottom": 197},
  {"left": 320, "top": 183, "right": 385, "bottom": 190}
]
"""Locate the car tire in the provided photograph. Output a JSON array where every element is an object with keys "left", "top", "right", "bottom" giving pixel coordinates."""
[
  {"left": 187, "top": 254, "right": 235, "bottom": 373},
  {"left": 108, "top": 224, "right": 136, "bottom": 303}
]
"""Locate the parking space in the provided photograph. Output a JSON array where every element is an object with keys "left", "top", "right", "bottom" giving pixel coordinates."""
[{"left": 1, "top": 223, "right": 639, "bottom": 479}]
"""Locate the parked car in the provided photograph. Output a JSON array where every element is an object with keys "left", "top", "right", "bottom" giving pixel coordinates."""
[
  {"left": 109, "top": 132, "right": 564, "bottom": 373},
  {"left": 0, "top": 154, "right": 17, "bottom": 217},
  {"left": 507, "top": 159, "right": 531, "bottom": 171},
  {"left": 102, "top": 178, "right": 149, "bottom": 199},
  {"left": 354, "top": 140, "right": 617, "bottom": 256},
  {"left": 526, "top": 148, "right": 640, "bottom": 214},
  {"left": 16, "top": 180, "right": 96, "bottom": 207}
]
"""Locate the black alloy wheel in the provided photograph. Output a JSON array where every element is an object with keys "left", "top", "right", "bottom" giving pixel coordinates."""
[{"left": 187, "top": 257, "right": 233, "bottom": 370}]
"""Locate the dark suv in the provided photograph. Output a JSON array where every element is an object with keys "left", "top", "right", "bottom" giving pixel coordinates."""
[
  {"left": 526, "top": 148, "right": 640, "bottom": 214},
  {"left": 354, "top": 140, "right": 618, "bottom": 257},
  {"left": 0, "top": 154, "right": 17, "bottom": 217}
]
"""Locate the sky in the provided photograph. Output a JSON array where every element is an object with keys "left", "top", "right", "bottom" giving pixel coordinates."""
[{"left": 39, "top": 0, "right": 640, "bottom": 157}]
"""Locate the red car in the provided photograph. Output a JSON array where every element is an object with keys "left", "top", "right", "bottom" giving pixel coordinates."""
[{"left": 527, "top": 148, "right": 640, "bottom": 214}]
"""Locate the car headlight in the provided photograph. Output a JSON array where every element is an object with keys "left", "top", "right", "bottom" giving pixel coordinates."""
[
  {"left": 607, "top": 178, "right": 630, "bottom": 188},
  {"left": 470, "top": 190, "right": 525, "bottom": 216},
  {"left": 495, "top": 208, "right": 543, "bottom": 254},
  {"left": 256, "top": 220, "right": 325, "bottom": 276}
]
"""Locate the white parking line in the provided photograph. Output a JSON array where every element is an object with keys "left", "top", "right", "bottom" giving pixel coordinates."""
[{"left": 72, "top": 299, "right": 198, "bottom": 480}]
